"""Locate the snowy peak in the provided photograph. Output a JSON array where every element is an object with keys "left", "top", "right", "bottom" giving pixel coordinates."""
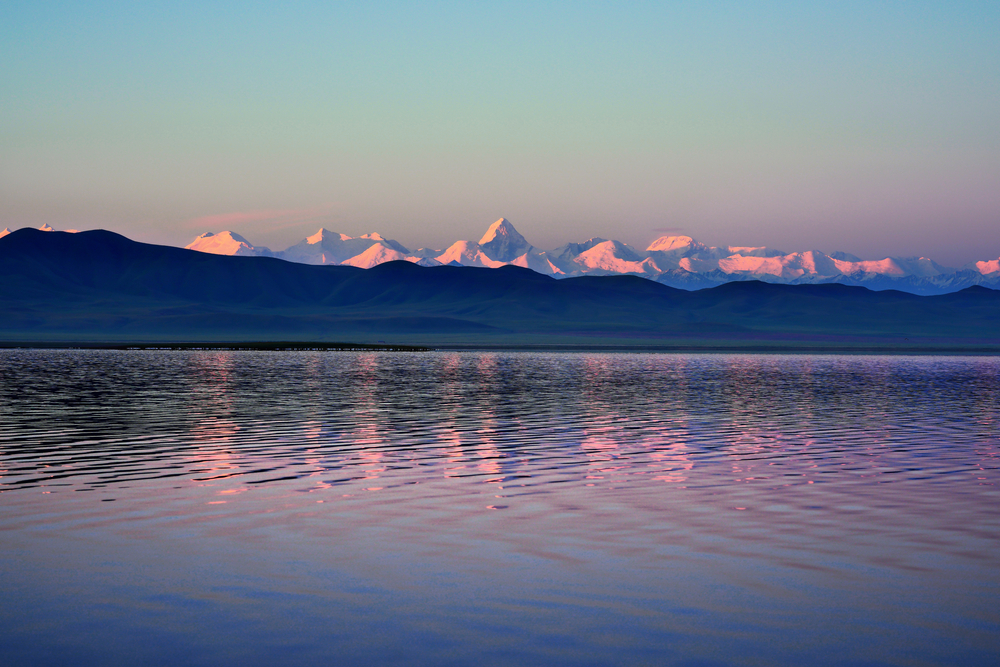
[
  {"left": 509, "top": 250, "right": 566, "bottom": 276},
  {"left": 0, "top": 225, "right": 78, "bottom": 237},
  {"left": 174, "top": 217, "right": 1000, "bottom": 295},
  {"left": 726, "top": 246, "right": 786, "bottom": 258},
  {"left": 341, "top": 243, "right": 441, "bottom": 269},
  {"left": 646, "top": 236, "right": 786, "bottom": 262},
  {"left": 582, "top": 239, "right": 643, "bottom": 262},
  {"left": 283, "top": 231, "right": 365, "bottom": 264},
  {"left": 478, "top": 218, "right": 518, "bottom": 244},
  {"left": 193, "top": 227, "right": 412, "bottom": 265},
  {"left": 973, "top": 258, "right": 1000, "bottom": 275},
  {"left": 718, "top": 250, "right": 840, "bottom": 279},
  {"left": 551, "top": 238, "right": 607, "bottom": 261},
  {"left": 646, "top": 235, "right": 701, "bottom": 253},
  {"left": 306, "top": 228, "right": 351, "bottom": 244},
  {"left": 435, "top": 240, "right": 506, "bottom": 268},
  {"left": 575, "top": 240, "right": 658, "bottom": 275},
  {"left": 884, "top": 257, "right": 951, "bottom": 278},
  {"left": 340, "top": 243, "right": 406, "bottom": 269},
  {"left": 478, "top": 218, "right": 532, "bottom": 262},
  {"left": 185, "top": 231, "right": 271, "bottom": 257}
]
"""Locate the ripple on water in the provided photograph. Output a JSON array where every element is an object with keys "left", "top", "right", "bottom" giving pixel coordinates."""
[{"left": 1, "top": 350, "right": 999, "bottom": 665}]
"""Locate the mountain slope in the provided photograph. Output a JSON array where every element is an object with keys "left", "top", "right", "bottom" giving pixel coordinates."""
[
  {"left": 3, "top": 229, "right": 998, "bottom": 347},
  {"left": 186, "top": 231, "right": 273, "bottom": 257},
  {"left": 182, "top": 220, "right": 1000, "bottom": 295},
  {"left": 477, "top": 218, "right": 533, "bottom": 262}
]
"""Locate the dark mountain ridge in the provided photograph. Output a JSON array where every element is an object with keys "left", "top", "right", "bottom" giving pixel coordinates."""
[{"left": 2, "top": 229, "right": 998, "bottom": 349}]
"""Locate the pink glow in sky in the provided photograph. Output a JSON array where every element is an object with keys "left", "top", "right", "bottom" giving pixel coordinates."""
[{"left": 1, "top": 3, "right": 998, "bottom": 266}]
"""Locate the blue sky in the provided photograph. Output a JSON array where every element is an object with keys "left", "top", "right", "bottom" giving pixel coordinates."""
[{"left": 2, "top": 1, "right": 998, "bottom": 264}]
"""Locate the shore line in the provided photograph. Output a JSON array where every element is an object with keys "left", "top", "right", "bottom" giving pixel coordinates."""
[
  {"left": 2, "top": 341, "right": 1000, "bottom": 355},
  {"left": 0, "top": 341, "right": 432, "bottom": 352}
]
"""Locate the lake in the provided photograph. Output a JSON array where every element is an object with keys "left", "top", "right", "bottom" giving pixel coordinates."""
[{"left": 1, "top": 350, "right": 998, "bottom": 666}]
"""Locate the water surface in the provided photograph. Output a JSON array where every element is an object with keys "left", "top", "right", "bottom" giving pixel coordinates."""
[{"left": 1, "top": 350, "right": 998, "bottom": 666}]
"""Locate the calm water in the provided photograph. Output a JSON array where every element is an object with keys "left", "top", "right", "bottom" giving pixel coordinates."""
[{"left": 1, "top": 350, "right": 998, "bottom": 666}]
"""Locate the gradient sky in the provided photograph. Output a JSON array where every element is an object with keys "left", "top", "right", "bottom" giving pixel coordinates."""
[{"left": 2, "top": 1, "right": 999, "bottom": 266}]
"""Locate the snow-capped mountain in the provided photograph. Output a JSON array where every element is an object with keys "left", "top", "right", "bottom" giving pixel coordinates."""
[
  {"left": 183, "top": 218, "right": 1000, "bottom": 295},
  {"left": 549, "top": 237, "right": 607, "bottom": 262},
  {"left": 1, "top": 224, "right": 79, "bottom": 238},
  {"left": 973, "top": 258, "right": 1000, "bottom": 275},
  {"left": 428, "top": 219, "right": 564, "bottom": 274},
  {"left": 567, "top": 239, "right": 659, "bottom": 275},
  {"left": 279, "top": 229, "right": 411, "bottom": 265},
  {"left": 340, "top": 242, "right": 440, "bottom": 269},
  {"left": 186, "top": 231, "right": 273, "bottom": 257},
  {"left": 186, "top": 227, "right": 437, "bottom": 268},
  {"left": 434, "top": 239, "right": 505, "bottom": 268},
  {"left": 477, "top": 218, "right": 533, "bottom": 262}
]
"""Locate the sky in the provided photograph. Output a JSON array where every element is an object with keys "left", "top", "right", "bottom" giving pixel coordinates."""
[{"left": 2, "top": 1, "right": 999, "bottom": 266}]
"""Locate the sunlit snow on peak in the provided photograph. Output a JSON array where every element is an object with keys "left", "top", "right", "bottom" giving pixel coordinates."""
[
  {"left": 646, "top": 235, "right": 699, "bottom": 252},
  {"left": 171, "top": 217, "right": 1000, "bottom": 294}
]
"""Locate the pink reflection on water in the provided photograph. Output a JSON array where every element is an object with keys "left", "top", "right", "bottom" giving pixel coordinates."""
[
  {"left": 187, "top": 352, "right": 240, "bottom": 444},
  {"left": 475, "top": 354, "right": 501, "bottom": 477},
  {"left": 300, "top": 420, "right": 335, "bottom": 491},
  {"left": 651, "top": 356, "right": 695, "bottom": 485},
  {"left": 438, "top": 353, "right": 467, "bottom": 479},
  {"left": 185, "top": 353, "right": 242, "bottom": 489},
  {"left": 351, "top": 353, "right": 386, "bottom": 487},
  {"left": 578, "top": 355, "right": 629, "bottom": 486},
  {"left": 649, "top": 439, "right": 694, "bottom": 485},
  {"left": 473, "top": 353, "right": 512, "bottom": 501},
  {"left": 720, "top": 356, "right": 779, "bottom": 488}
]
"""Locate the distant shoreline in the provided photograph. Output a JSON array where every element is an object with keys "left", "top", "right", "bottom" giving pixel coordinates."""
[
  {"left": 0, "top": 341, "right": 431, "bottom": 352},
  {"left": 1, "top": 341, "right": 999, "bottom": 355}
]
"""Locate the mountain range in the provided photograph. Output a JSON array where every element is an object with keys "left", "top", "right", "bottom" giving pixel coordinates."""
[
  {"left": 181, "top": 218, "right": 1000, "bottom": 295},
  {"left": 2, "top": 227, "right": 998, "bottom": 350}
]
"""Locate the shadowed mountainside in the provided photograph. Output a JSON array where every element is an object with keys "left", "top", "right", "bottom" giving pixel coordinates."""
[{"left": 2, "top": 229, "right": 998, "bottom": 349}]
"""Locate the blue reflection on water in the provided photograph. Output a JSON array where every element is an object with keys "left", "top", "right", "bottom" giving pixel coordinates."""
[{"left": 1, "top": 350, "right": 998, "bottom": 666}]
